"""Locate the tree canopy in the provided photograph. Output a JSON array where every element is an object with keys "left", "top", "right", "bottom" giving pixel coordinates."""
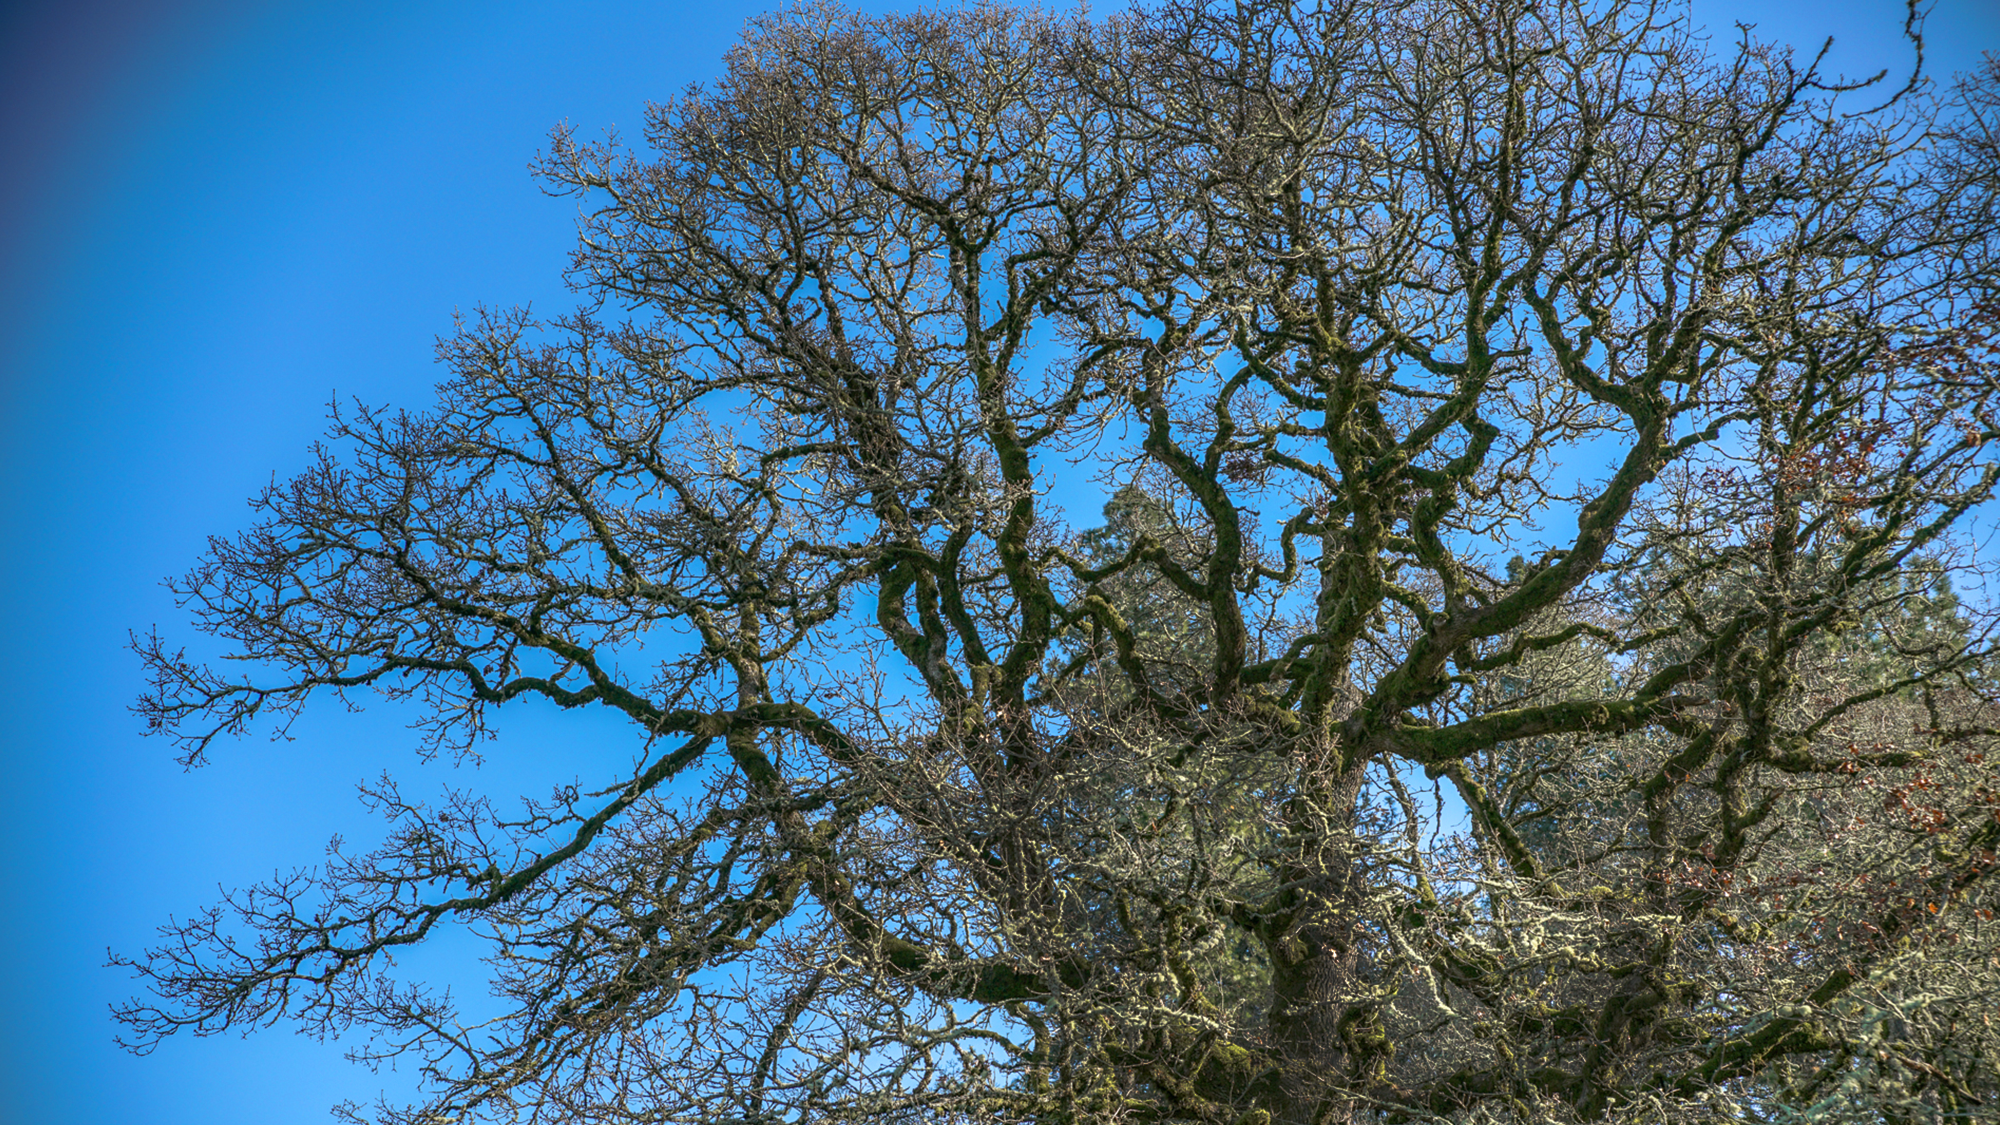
[{"left": 122, "top": 1, "right": 2000, "bottom": 1122}]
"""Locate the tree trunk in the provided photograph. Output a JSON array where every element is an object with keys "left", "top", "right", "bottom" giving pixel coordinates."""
[{"left": 1265, "top": 766, "right": 1376, "bottom": 1125}]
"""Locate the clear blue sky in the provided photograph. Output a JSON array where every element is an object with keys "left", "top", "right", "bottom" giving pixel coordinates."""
[{"left": 0, "top": 1, "right": 1994, "bottom": 1122}]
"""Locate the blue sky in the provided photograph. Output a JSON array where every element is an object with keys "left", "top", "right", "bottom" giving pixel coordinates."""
[{"left": 0, "top": 1, "right": 1995, "bottom": 1122}]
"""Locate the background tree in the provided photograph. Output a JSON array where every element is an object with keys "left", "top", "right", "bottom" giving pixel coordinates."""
[{"left": 120, "top": 1, "right": 2000, "bottom": 1122}]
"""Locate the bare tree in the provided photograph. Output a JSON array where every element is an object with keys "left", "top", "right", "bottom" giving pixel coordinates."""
[{"left": 120, "top": 1, "right": 2000, "bottom": 1122}]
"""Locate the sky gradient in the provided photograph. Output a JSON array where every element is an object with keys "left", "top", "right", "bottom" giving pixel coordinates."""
[{"left": 2, "top": 1, "right": 1995, "bottom": 1121}]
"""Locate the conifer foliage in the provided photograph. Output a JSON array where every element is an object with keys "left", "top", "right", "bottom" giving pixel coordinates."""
[{"left": 122, "top": 1, "right": 2000, "bottom": 1121}]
